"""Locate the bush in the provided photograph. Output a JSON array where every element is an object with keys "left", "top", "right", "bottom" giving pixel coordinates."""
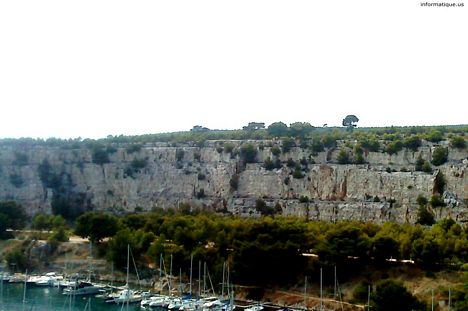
[
  {"left": 271, "top": 146, "right": 281, "bottom": 156},
  {"left": 126, "top": 144, "right": 142, "bottom": 154},
  {"left": 429, "top": 194, "right": 446, "bottom": 207},
  {"left": 197, "top": 173, "right": 206, "bottom": 180},
  {"left": 281, "top": 138, "right": 295, "bottom": 153},
  {"left": 196, "top": 188, "right": 205, "bottom": 199},
  {"left": 431, "top": 146, "right": 448, "bottom": 166},
  {"left": 263, "top": 157, "right": 275, "bottom": 171},
  {"left": 385, "top": 140, "right": 403, "bottom": 155},
  {"left": 403, "top": 136, "right": 421, "bottom": 151},
  {"left": 5, "top": 247, "right": 28, "bottom": 271},
  {"left": 337, "top": 150, "right": 350, "bottom": 164},
  {"left": 371, "top": 279, "right": 424, "bottom": 311},
  {"left": 224, "top": 143, "right": 234, "bottom": 153},
  {"left": 131, "top": 158, "right": 148, "bottom": 170},
  {"left": 92, "top": 148, "right": 110, "bottom": 164},
  {"left": 449, "top": 135, "right": 466, "bottom": 149},
  {"left": 310, "top": 139, "right": 324, "bottom": 153},
  {"left": 292, "top": 168, "right": 304, "bottom": 179},
  {"left": 422, "top": 161, "right": 432, "bottom": 173},
  {"left": 299, "top": 195, "right": 309, "bottom": 203},
  {"left": 433, "top": 171, "right": 446, "bottom": 194},
  {"left": 175, "top": 149, "right": 185, "bottom": 161},
  {"left": 416, "top": 195, "right": 428, "bottom": 206},
  {"left": 13, "top": 152, "right": 29, "bottom": 166},
  {"left": 9, "top": 173, "right": 24, "bottom": 187},
  {"left": 426, "top": 130, "right": 443, "bottom": 142},
  {"left": 230, "top": 174, "right": 239, "bottom": 191},
  {"left": 240, "top": 144, "right": 257, "bottom": 163},
  {"left": 416, "top": 206, "right": 435, "bottom": 226}
]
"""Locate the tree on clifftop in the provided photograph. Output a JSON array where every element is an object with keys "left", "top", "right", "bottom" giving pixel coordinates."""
[
  {"left": 267, "top": 121, "right": 289, "bottom": 137},
  {"left": 342, "top": 115, "right": 359, "bottom": 131}
]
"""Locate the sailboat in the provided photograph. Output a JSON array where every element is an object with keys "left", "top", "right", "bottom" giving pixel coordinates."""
[{"left": 110, "top": 245, "right": 143, "bottom": 305}]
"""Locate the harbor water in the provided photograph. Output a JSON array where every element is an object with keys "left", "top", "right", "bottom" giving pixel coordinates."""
[{"left": 0, "top": 282, "right": 144, "bottom": 311}]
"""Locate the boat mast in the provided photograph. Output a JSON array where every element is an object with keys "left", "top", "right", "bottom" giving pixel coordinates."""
[
  {"left": 304, "top": 276, "right": 307, "bottom": 309},
  {"left": 203, "top": 262, "right": 207, "bottom": 296},
  {"left": 320, "top": 268, "right": 323, "bottom": 311},
  {"left": 126, "top": 244, "right": 130, "bottom": 310},
  {"left": 431, "top": 289, "right": 434, "bottom": 311},
  {"left": 367, "top": 285, "right": 370, "bottom": 311},
  {"left": 22, "top": 269, "right": 28, "bottom": 311},
  {"left": 198, "top": 260, "right": 201, "bottom": 297},
  {"left": 334, "top": 265, "right": 337, "bottom": 300},
  {"left": 189, "top": 254, "right": 193, "bottom": 296},
  {"left": 222, "top": 261, "right": 226, "bottom": 298},
  {"left": 169, "top": 254, "right": 173, "bottom": 296}
]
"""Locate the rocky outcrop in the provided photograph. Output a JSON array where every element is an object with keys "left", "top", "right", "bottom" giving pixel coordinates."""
[{"left": 0, "top": 139, "right": 466, "bottom": 223}]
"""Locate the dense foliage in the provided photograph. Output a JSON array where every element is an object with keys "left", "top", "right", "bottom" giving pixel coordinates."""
[
  {"left": 0, "top": 125, "right": 465, "bottom": 149},
  {"left": 70, "top": 210, "right": 468, "bottom": 288},
  {"left": 0, "top": 201, "right": 27, "bottom": 239}
]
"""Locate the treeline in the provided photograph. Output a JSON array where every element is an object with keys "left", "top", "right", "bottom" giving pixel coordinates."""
[
  {"left": 71, "top": 210, "right": 468, "bottom": 286},
  {"left": 0, "top": 124, "right": 466, "bottom": 148}
]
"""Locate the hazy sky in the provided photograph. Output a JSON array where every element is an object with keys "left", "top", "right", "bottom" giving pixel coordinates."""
[{"left": 1, "top": 1, "right": 467, "bottom": 139}]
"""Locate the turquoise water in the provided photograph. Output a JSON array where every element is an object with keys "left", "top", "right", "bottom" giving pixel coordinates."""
[{"left": 0, "top": 283, "right": 143, "bottom": 311}]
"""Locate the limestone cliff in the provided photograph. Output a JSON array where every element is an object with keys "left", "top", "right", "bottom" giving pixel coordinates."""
[{"left": 0, "top": 139, "right": 466, "bottom": 223}]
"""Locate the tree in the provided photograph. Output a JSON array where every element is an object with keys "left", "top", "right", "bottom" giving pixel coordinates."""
[
  {"left": 0, "top": 201, "right": 27, "bottom": 239},
  {"left": 403, "top": 135, "right": 421, "bottom": 151},
  {"left": 289, "top": 122, "right": 314, "bottom": 138},
  {"left": 240, "top": 144, "right": 257, "bottom": 163},
  {"left": 342, "top": 115, "right": 359, "bottom": 130},
  {"left": 75, "top": 212, "right": 119, "bottom": 243},
  {"left": 337, "top": 150, "right": 350, "bottom": 164},
  {"left": 431, "top": 146, "right": 448, "bottom": 166},
  {"left": 267, "top": 122, "right": 289, "bottom": 137},
  {"left": 449, "top": 135, "right": 466, "bottom": 149},
  {"left": 416, "top": 206, "right": 435, "bottom": 226},
  {"left": 371, "top": 279, "right": 424, "bottom": 311},
  {"left": 281, "top": 137, "right": 295, "bottom": 153},
  {"left": 243, "top": 122, "right": 265, "bottom": 131}
]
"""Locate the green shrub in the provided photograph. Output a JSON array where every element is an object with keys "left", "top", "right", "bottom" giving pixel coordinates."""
[
  {"left": 263, "top": 157, "right": 275, "bottom": 171},
  {"left": 197, "top": 173, "right": 206, "bottom": 180},
  {"left": 416, "top": 205, "right": 435, "bottom": 226},
  {"left": 281, "top": 137, "right": 295, "bottom": 153},
  {"left": 176, "top": 149, "right": 185, "bottom": 161},
  {"left": 92, "top": 148, "right": 110, "bottom": 164},
  {"left": 429, "top": 194, "right": 445, "bottom": 207},
  {"left": 271, "top": 146, "right": 281, "bottom": 156},
  {"left": 449, "top": 135, "right": 466, "bottom": 149},
  {"left": 422, "top": 161, "right": 432, "bottom": 173},
  {"left": 416, "top": 195, "right": 428, "bottom": 206},
  {"left": 385, "top": 140, "right": 403, "bottom": 155},
  {"left": 196, "top": 188, "right": 205, "bottom": 199},
  {"left": 230, "top": 174, "right": 239, "bottom": 190},
  {"left": 9, "top": 173, "right": 24, "bottom": 187},
  {"left": 337, "top": 150, "right": 350, "bottom": 164},
  {"left": 240, "top": 144, "right": 257, "bottom": 163},
  {"left": 426, "top": 130, "right": 444, "bottom": 142},
  {"left": 299, "top": 195, "right": 309, "bottom": 203},
  {"left": 126, "top": 144, "right": 142, "bottom": 154},
  {"left": 292, "top": 168, "right": 304, "bottom": 179},
  {"left": 131, "top": 158, "right": 148, "bottom": 170},
  {"left": 286, "top": 158, "right": 296, "bottom": 168},
  {"left": 431, "top": 146, "right": 448, "bottom": 166},
  {"left": 13, "top": 152, "right": 29, "bottom": 166},
  {"left": 403, "top": 136, "right": 421, "bottom": 151},
  {"left": 224, "top": 143, "right": 235, "bottom": 153}
]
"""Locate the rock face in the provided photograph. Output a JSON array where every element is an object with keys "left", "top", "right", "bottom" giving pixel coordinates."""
[{"left": 0, "top": 140, "right": 466, "bottom": 223}]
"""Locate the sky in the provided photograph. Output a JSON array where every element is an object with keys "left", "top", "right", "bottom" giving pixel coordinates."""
[{"left": 0, "top": 1, "right": 467, "bottom": 139}]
